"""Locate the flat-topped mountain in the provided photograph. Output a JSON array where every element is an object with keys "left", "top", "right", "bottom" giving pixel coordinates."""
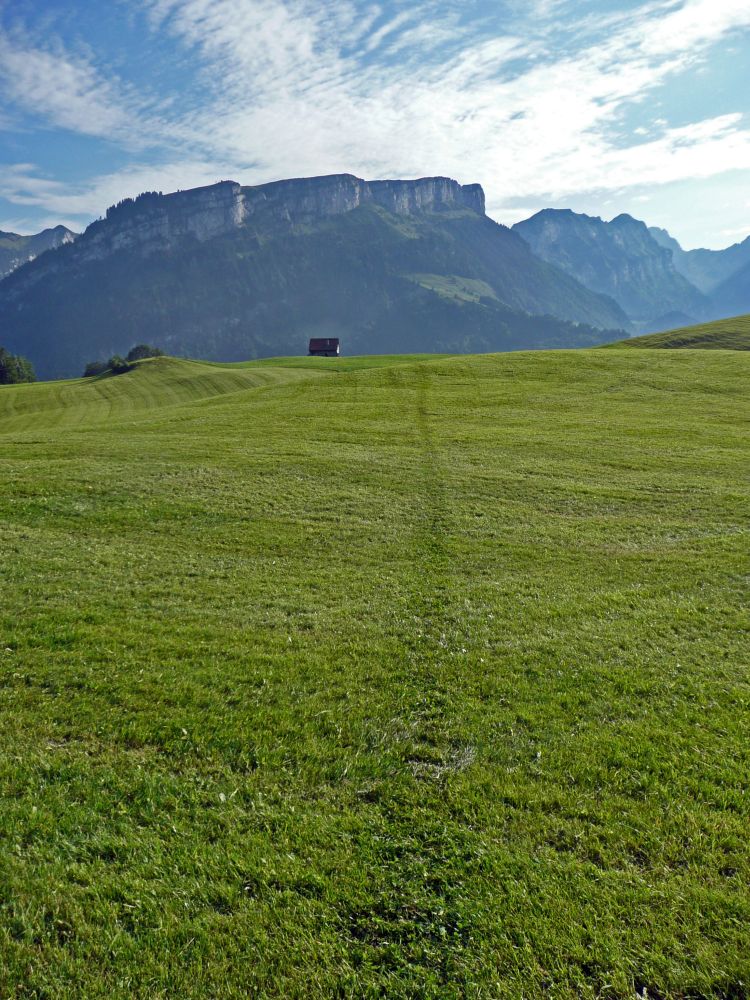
[
  {"left": 35, "top": 175, "right": 485, "bottom": 270},
  {"left": 512, "top": 209, "right": 708, "bottom": 330},
  {"left": 245, "top": 174, "right": 486, "bottom": 221},
  {"left": 0, "top": 225, "right": 76, "bottom": 280},
  {"left": 0, "top": 174, "right": 627, "bottom": 379}
]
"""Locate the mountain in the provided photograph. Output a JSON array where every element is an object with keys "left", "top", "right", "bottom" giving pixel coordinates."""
[
  {"left": 709, "top": 260, "right": 750, "bottom": 318},
  {"left": 649, "top": 226, "right": 750, "bottom": 295},
  {"left": 0, "top": 225, "right": 77, "bottom": 279},
  {"left": 0, "top": 175, "right": 627, "bottom": 380},
  {"left": 512, "top": 209, "right": 708, "bottom": 331},
  {"left": 605, "top": 313, "right": 750, "bottom": 350}
]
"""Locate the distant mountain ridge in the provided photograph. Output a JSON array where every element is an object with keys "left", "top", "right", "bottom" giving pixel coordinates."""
[
  {"left": 512, "top": 209, "right": 708, "bottom": 331},
  {"left": 0, "top": 175, "right": 627, "bottom": 379},
  {"left": 648, "top": 226, "right": 750, "bottom": 295},
  {"left": 511, "top": 207, "right": 750, "bottom": 332},
  {"left": 647, "top": 225, "right": 750, "bottom": 319},
  {"left": 709, "top": 259, "right": 750, "bottom": 318},
  {"left": 0, "top": 225, "right": 76, "bottom": 279}
]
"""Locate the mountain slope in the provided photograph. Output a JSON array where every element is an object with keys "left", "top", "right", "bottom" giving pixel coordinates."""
[
  {"left": 649, "top": 226, "right": 750, "bottom": 294},
  {"left": 605, "top": 313, "right": 750, "bottom": 349},
  {"left": 0, "top": 225, "right": 76, "bottom": 279},
  {"left": 0, "top": 176, "right": 626, "bottom": 379},
  {"left": 513, "top": 209, "right": 708, "bottom": 329},
  {"left": 710, "top": 259, "right": 750, "bottom": 319}
]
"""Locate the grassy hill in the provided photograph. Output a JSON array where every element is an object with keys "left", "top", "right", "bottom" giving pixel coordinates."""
[
  {"left": 1, "top": 351, "right": 748, "bottom": 998},
  {"left": 608, "top": 313, "right": 750, "bottom": 349}
]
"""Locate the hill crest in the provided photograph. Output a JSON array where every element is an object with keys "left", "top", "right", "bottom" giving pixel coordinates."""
[{"left": 606, "top": 313, "right": 750, "bottom": 349}]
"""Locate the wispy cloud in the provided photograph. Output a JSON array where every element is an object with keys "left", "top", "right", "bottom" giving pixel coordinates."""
[
  {"left": 127, "top": 0, "right": 750, "bottom": 192},
  {"left": 363, "top": 11, "right": 415, "bottom": 54},
  {"left": 0, "top": 28, "right": 133, "bottom": 139},
  {"left": 0, "top": 22, "right": 188, "bottom": 148}
]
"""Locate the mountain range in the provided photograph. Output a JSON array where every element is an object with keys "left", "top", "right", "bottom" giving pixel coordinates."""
[
  {"left": 0, "top": 176, "right": 627, "bottom": 379},
  {"left": 0, "top": 225, "right": 76, "bottom": 280},
  {"left": 1, "top": 174, "right": 748, "bottom": 379},
  {"left": 513, "top": 210, "right": 750, "bottom": 331},
  {"left": 648, "top": 226, "right": 750, "bottom": 294}
]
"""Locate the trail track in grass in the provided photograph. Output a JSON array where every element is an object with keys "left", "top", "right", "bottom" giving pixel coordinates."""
[{"left": 0, "top": 348, "right": 748, "bottom": 998}]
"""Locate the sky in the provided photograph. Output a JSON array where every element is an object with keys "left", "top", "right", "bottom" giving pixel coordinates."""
[{"left": 1, "top": 0, "right": 749, "bottom": 249}]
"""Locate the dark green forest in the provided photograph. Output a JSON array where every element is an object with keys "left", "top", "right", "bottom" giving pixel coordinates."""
[{"left": 0, "top": 347, "right": 35, "bottom": 384}]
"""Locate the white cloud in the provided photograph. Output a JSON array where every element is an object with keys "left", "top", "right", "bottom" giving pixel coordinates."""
[
  {"left": 125, "top": 0, "right": 750, "bottom": 198},
  {"left": 639, "top": 0, "right": 750, "bottom": 55},
  {"left": 0, "top": 24, "right": 187, "bottom": 148},
  {"left": 2, "top": 0, "right": 750, "bottom": 239},
  {"left": 0, "top": 30, "right": 131, "bottom": 138},
  {"left": 363, "top": 11, "right": 415, "bottom": 53}
]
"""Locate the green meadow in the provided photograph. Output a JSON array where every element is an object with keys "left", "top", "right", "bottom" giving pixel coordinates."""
[
  {"left": 609, "top": 314, "right": 750, "bottom": 350},
  {"left": 0, "top": 350, "right": 748, "bottom": 998}
]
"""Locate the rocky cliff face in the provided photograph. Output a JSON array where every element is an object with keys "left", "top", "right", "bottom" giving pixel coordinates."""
[
  {"left": 2, "top": 175, "right": 486, "bottom": 296},
  {"left": 244, "top": 174, "right": 485, "bottom": 222},
  {"left": 82, "top": 180, "right": 246, "bottom": 261}
]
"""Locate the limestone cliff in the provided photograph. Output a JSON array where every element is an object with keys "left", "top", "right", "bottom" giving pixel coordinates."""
[
  {"left": 83, "top": 180, "right": 246, "bottom": 261},
  {"left": 1, "top": 175, "right": 486, "bottom": 298},
  {"left": 243, "top": 174, "right": 486, "bottom": 222}
]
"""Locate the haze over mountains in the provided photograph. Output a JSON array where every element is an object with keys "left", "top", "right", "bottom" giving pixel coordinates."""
[
  {"left": 513, "top": 210, "right": 750, "bottom": 332},
  {"left": 1, "top": 174, "right": 749, "bottom": 380},
  {"left": 647, "top": 227, "right": 750, "bottom": 320}
]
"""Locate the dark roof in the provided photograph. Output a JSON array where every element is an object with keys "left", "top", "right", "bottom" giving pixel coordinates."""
[{"left": 308, "top": 338, "right": 339, "bottom": 349}]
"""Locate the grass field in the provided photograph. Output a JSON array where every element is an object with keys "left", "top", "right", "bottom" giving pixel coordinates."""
[
  {"left": 608, "top": 314, "right": 750, "bottom": 350},
  {"left": 0, "top": 350, "right": 748, "bottom": 998}
]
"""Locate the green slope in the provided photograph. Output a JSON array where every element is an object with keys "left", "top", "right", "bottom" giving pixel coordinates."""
[
  {"left": 607, "top": 313, "right": 750, "bottom": 349},
  {"left": 1, "top": 350, "right": 748, "bottom": 998},
  {"left": 0, "top": 354, "right": 449, "bottom": 433},
  {"left": 0, "top": 356, "right": 334, "bottom": 433}
]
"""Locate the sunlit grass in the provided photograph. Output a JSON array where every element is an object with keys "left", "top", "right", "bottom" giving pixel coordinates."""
[
  {"left": 0, "top": 349, "right": 748, "bottom": 998},
  {"left": 607, "top": 313, "right": 750, "bottom": 349}
]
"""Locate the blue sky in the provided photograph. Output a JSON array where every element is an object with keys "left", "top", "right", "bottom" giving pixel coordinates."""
[{"left": 1, "top": 0, "right": 749, "bottom": 248}]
